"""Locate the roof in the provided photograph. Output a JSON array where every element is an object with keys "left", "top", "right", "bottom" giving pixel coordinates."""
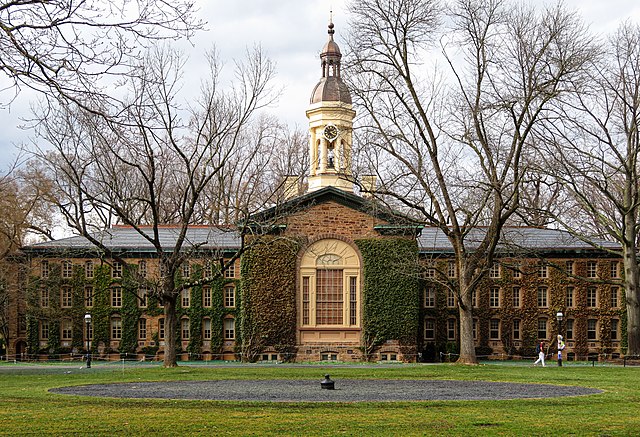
[
  {"left": 23, "top": 226, "right": 241, "bottom": 255},
  {"left": 247, "top": 186, "right": 421, "bottom": 232},
  {"left": 310, "top": 76, "right": 352, "bottom": 104},
  {"left": 418, "top": 226, "right": 620, "bottom": 255}
]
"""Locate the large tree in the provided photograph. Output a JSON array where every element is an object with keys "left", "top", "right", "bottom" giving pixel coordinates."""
[
  {"left": 345, "top": 0, "right": 595, "bottom": 363},
  {"left": 536, "top": 22, "right": 640, "bottom": 356},
  {"left": 0, "top": 0, "right": 203, "bottom": 109},
  {"left": 30, "top": 45, "right": 278, "bottom": 367}
]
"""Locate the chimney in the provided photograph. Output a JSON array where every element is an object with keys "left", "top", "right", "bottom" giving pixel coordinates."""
[
  {"left": 283, "top": 175, "right": 300, "bottom": 201},
  {"left": 361, "top": 175, "right": 377, "bottom": 199}
]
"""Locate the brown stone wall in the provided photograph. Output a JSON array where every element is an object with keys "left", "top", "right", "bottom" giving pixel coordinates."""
[{"left": 283, "top": 201, "right": 388, "bottom": 241}]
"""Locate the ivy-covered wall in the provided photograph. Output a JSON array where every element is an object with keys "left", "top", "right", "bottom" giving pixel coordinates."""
[
  {"left": 419, "top": 256, "right": 626, "bottom": 361},
  {"left": 239, "top": 237, "right": 303, "bottom": 362},
  {"left": 356, "top": 238, "right": 420, "bottom": 358},
  {"left": 25, "top": 259, "right": 238, "bottom": 359}
]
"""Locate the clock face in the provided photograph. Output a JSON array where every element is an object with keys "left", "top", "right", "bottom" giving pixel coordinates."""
[{"left": 323, "top": 124, "right": 339, "bottom": 141}]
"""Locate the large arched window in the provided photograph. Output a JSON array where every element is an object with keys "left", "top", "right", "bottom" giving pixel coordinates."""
[{"left": 299, "top": 239, "right": 361, "bottom": 328}]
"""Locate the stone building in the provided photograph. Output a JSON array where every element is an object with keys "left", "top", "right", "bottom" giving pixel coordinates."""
[{"left": 4, "top": 20, "right": 625, "bottom": 362}]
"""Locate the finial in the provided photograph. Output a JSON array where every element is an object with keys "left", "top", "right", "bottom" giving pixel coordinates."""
[{"left": 328, "top": 10, "right": 335, "bottom": 37}]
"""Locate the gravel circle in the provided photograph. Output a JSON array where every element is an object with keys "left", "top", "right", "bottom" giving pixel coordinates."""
[{"left": 50, "top": 379, "right": 601, "bottom": 402}]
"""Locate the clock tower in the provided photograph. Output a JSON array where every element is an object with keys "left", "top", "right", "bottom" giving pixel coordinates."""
[{"left": 306, "top": 18, "right": 356, "bottom": 193}]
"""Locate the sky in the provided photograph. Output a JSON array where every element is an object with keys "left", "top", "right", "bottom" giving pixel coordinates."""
[{"left": 1, "top": 0, "right": 640, "bottom": 172}]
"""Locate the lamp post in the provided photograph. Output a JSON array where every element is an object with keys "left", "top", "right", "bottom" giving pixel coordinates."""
[
  {"left": 556, "top": 311, "right": 564, "bottom": 367},
  {"left": 84, "top": 313, "right": 92, "bottom": 369}
]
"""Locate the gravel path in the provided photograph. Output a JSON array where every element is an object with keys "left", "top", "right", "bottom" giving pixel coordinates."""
[{"left": 50, "top": 379, "right": 601, "bottom": 402}]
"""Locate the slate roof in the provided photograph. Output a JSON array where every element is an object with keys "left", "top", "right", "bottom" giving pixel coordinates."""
[
  {"left": 23, "top": 226, "right": 241, "bottom": 255},
  {"left": 418, "top": 226, "right": 620, "bottom": 254}
]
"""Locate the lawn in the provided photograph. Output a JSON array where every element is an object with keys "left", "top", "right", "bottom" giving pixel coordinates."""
[{"left": 0, "top": 361, "right": 638, "bottom": 436}]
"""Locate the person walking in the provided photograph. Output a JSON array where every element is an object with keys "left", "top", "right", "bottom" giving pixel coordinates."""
[
  {"left": 534, "top": 341, "right": 546, "bottom": 367},
  {"left": 557, "top": 335, "right": 566, "bottom": 367}
]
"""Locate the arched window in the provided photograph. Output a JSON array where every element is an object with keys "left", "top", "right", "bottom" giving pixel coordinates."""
[{"left": 299, "top": 239, "right": 361, "bottom": 328}]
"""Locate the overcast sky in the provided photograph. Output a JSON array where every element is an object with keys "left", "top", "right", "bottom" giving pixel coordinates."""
[{"left": 1, "top": 0, "right": 639, "bottom": 172}]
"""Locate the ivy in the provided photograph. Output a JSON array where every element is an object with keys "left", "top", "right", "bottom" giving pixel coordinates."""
[
  {"left": 239, "top": 237, "right": 303, "bottom": 362},
  {"left": 356, "top": 238, "right": 420, "bottom": 359}
]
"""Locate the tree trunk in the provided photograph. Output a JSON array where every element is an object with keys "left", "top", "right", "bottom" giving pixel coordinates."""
[
  {"left": 623, "top": 227, "right": 640, "bottom": 356},
  {"left": 163, "top": 296, "right": 178, "bottom": 368},
  {"left": 457, "top": 270, "right": 478, "bottom": 364}
]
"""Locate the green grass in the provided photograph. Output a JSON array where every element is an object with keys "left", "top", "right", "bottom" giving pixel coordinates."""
[{"left": 0, "top": 361, "right": 638, "bottom": 436}]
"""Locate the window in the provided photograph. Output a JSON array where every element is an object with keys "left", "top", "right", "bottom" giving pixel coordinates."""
[
  {"left": 181, "top": 288, "right": 190, "bottom": 307},
  {"left": 62, "top": 260, "right": 73, "bottom": 278},
  {"left": 300, "top": 239, "right": 361, "bottom": 328},
  {"left": 587, "top": 261, "right": 597, "bottom": 278},
  {"left": 316, "top": 269, "right": 343, "bottom": 325},
  {"left": 537, "top": 286, "right": 548, "bottom": 308},
  {"left": 204, "top": 262, "right": 212, "bottom": 278},
  {"left": 111, "top": 317, "right": 122, "bottom": 340},
  {"left": 41, "top": 288, "right": 49, "bottom": 308},
  {"left": 85, "top": 261, "right": 94, "bottom": 278},
  {"left": 490, "top": 319, "right": 500, "bottom": 340},
  {"left": 85, "top": 286, "right": 93, "bottom": 307},
  {"left": 513, "top": 319, "right": 521, "bottom": 340},
  {"left": 611, "top": 319, "right": 619, "bottom": 340},
  {"left": 587, "top": 319, "right": 597, "bottom": 340},
  {"left": 424, "top": 318, "right": 435, "bottom": 340},
  {"left": 566, "top": 287, "right": 574, "bottom": 308},
  {"left": 225, "top": 261, "right": 236, "bottom": 278},
  {"left": 610, "top": 261, "right": 620, "bottom": 279},
  {"left": 61, "top": 320, "right": 73, "bottom": 340},
  {"left": 424, "top": 287, "right": 435, "bottom": 308},
  {"left": 159, "top": 318, "right": 165, "bottom": 340},
  {"left": 425, "top": 263, "right": 435, "bottom": 278},
  {"left": 181, "top": 262, "right": 190, "bottom": 278},
  {"left": 138, "top": 318, "right": 147, "bottom": 340},
  {"left": 490, "top": 287, "right": 500, "bottom": 307},
  {"left": 538, "top": 318, "right": 547, "bottom": 339},
  {"left": 587, "top": 287, "right": 598, "bottom": 307},
  {"left": 61, "top": 286, "right": 72, "bottom": 308},
  {"left": 472, "top": 319, "right": 478, "bottom": 340},
  {"left": 224, "top": 318, "right": 235, "bottom": 340},
  {"left": 512, "top": 262, "right": 521, "bottom": 279},
  {"left": 538, "top": 264, "right": 548, "bottom": 279},
  {"left": 565, "top": 260, "right": 574, "bottom": 276},
  {"left": 111, "top": 287, "right": 122, "bottom": 307},
  {"left": 41, "top": 260, "right": 49, "bottom": 278},
  {"left": 472, "top": 290, "right": 477, "bottom": 307},
  {"left": 112, "top": 261, "right": 123, "bottom": 278},
  {"left": 203, "top": 286, "right": 212, "bottom": 308},
  {"left": 447, "top": 261, "right": 457, "bottom": 278},
  {"left": 566, "top": 319, "right": 574, "bottom": 340},
  {"left": 447, "top": 290, "right": 456, "bottom": 308},
  {"left": 349, "top": 276, "right": 357, "bottom": 326},
  {"left": 138, "top": 260, "right": 147, "bottom": 278},
  {"left": 447, "top": 319, "right": 456, "bottom": 340},
  {"left": 611, "top": 286, "right": 619, "bottom": 308},
  {"left": 489, "top": 262, "right": 500, "bottom": 279},
  {"left": 203, "top": 319, "right": 212, "bottom": 340},
  {"left": 302, "top": 277, "right": 310, "bottom": 325},
  {"left": 40, "top": 321, "right": 49, "bottom": 340},
  {"left": 224, "top": 285, "right": 235, "bottom": 308},
  {"left": 181, "top": 318, "right": 190, "bottom": 340},
  {"left": 512, "top": 287, "right": 521, "bottom": 308},
  {"left": 138, "top": 287, "right": 148, "bottom": 308}
]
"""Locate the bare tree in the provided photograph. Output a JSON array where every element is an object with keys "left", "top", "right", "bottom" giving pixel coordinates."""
[
  {"left": 345, "top": 0, "right": 594, "bottom": 363},
  {"left": 30, "top": 44, "right": 277, "bottom": 367},
  {"left": 537, "top": 22, "right": 640, "bottom": 356},
  {"left": 0, "top": 0, "right": 203, "bottom": 109}
]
